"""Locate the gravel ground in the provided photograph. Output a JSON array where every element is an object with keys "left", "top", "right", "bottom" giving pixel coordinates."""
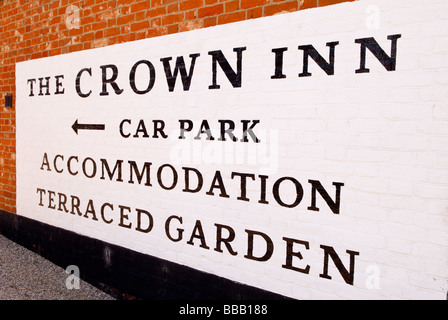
[{"left": 0, "top": 234, "right": 115, "bottom": 300}]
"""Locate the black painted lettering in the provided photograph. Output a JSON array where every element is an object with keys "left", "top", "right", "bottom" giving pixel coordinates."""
[
  {"left": 307, "top": 180, "right": 344, "bottom": 214},
  {"left": 208, "top": 47, "right": 246, "bottom": 89},
  {"left": 258, "top": 174, "right": 269, "bottom": 204},
  {"left": 48, "top": 190, "right": 56, "bottom": 209},
  {"left": 133, "top": 119, "right": 150, "bottom": 138},
  {"left": 38, "top": 77, "right": 51, "bottom": 96},
  {"left": 241, "top": 120, "right": 260, "bottom": 143},
  {"left": 84, "top": 199, "right": 99, "bottom": 221},
  {"left": 129, "top": 60, "right": 156, "bottom": 94},
  {"left": 272, "top": 177, "right": 303, "bottom": 208},
  {"left": 231, "top": 172, "right": 255, "bottom": 201},
  {"left": 187, "top": 220, "right": 210, "bottom": 249},
  {"left": 165, "top": 215, "right": 183, "bottom": 242},
  {"left": 178, "top": 119, "right": 193, "bottom": 139},
  {"left": 160, "top": 53, "right": 200, "bottom": 92},
  {"left": 157, "top": 164, "right": 178, "bottom": 190},
  {"left": 99, "top": 64, "right": 124, "bottom": 96},
  {"left": 70, "top": 195, "right": 82, "bottom": 216},
  {"left": 153, "top": 120, "right": 168, "bottom": 139},
  {"left": 218, "top": 120, "right": 237, "bottom": 142},
  {"left": 118, "top": 205, "right": 132, "bottom": 229},
  {"left": 101, "top": 203, "right": 114, "bottom": 224},
  {"left": 36, "top": 188, "right": 46, "bottom": 206},
  {"left": 136, "top": 208, "right": 153, "bottom": 233},
  {"left": 194, "top": 120, "right": 215, "bottom": 141},
  {"left": 128, "top": 161, "right": 152, "bottom": 186},
  {"left": 298, "top": 41, "right": 339, "bottom": 77},
  {"left": 100, "top": 159, "right": 123, "bottom": 182},
  {"left": 75, "top": 68, "right": 92, "bottom": 98},
  {"left": 82, "top": 157, "right": 97, "bottom": 178},
  {"left": 320, "top": 245, "right": 359, "bottom": 285},
  {"left": 54, "top": 75, "right": 65, "bottom": 94},
  {"left": 67, "top": 156, "right": 79, "bottom": 176},
  {"left": 40, "top": 153, "right": 51, "bottom": 171},
  {"left": 271, "top": 47, "right": 288, "bottom": 79},
  {"left": 244, "top": 229, "right": 274, "bottom": 262},
  {"left": 54, "top": 154, "right": 64, "bottom": 173},
  {"left": 215, "top": 223, "right": 238, "bottom": 256},
  {"left": 58, "top": 192, "right": 69, "bottom": 213},
  {"left": 119, "top": 119, "right": 131, "bottom": 138},
  {"left": 206, "top": 170, "right": 230, "bottom": 198},
  {"left": 355, "top": 34, "right": 401, "bottom": 73},
  {"left": 182, "top": 167, "right": 203, "bottom": 193},
  {"left": 282, "top": 237, "right": 310, "bottom": 274},
  {"left": 27, "top": 79, "right": 36, "bottom": 96}
]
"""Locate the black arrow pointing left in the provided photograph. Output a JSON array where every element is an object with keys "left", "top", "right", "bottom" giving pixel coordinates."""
[{"left": 72, "top": 119, "right": 106, "bottom": 134}]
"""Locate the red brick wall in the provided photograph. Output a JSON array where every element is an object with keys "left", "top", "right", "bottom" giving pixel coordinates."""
[{"left": 0, "top": 0, "right": 354, "bottom": 214}]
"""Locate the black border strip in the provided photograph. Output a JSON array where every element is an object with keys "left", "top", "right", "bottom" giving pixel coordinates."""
[{"left": 0, "top": 210, "right": 292, "bottom": 300}]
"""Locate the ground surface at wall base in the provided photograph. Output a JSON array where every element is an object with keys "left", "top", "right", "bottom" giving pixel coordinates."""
[{"left": 0, "top": 210, "right": 291, "bottom": 300}]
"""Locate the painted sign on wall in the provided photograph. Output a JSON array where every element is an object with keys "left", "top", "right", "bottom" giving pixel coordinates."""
[{"left": 16, "top": 0, "right": 448, "bottom": 299}]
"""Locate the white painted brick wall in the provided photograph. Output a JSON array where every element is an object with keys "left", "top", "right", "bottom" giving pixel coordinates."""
[{"left": 16, "top": 0, "right": 448, "bottom": 299}]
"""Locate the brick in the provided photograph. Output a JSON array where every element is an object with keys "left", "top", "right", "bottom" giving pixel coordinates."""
[
  {"left": 117, "top": 14, "right": 135, "bottom": 25},
  {"left": 95, "top": 30, "right": 104, "bottom": 39},
  {"left": 203, "top": 16, "right": 217, "bottom": 28},
  {"left": 151, "top": 0, "right": 162, "bottom": 6},
  {"left": 168, "top": 3, "right": 179, "bottom": 13},
  {"left": 241, "top": 0, "right": 269, "bottom": 10},
  {"left": 121, "top": 5, "right": 132, "bottom": 15},
  {"left": 92, "top": 3, "right": 107, "bottom": 14},
  {"left": 300, "top": 0, "right": 317, "bottom": 10},
  {"left": 151, "top": 17, "right": 162, "bottom": 28},
  {"left": 83, "top": 42, "right": 92, "bottom": 50},
  {"left": 319, "top": 0, "right": 354, "bottom": 7},
  {"left": 83, "top": 23, "right": 93, "bottom": 33},
  {"left": 146, "top": 6, "right": 167, "bottom": 18},
  {"left": 167, "top": 23, "right": 179, "bottom": 34},
  {"left": 92, "top": 21, "right": 107, "bottom": 30},
  {"left": 117, "top": 32, "right": 136, "bottom": 43},
  {"left": 131, "top": 20, "right": 149, "bottom": 31},
  {"left": 217, "top": 11, "right": 245, "bottom": 25},
  {"left": 92, "top": 38, "right": 109, "bottom": 48},
  {"left": 68, "top": 27, "right": 83, "bottom": 37},
  {"left": 131, "top": 1, "right": 150, "bottom": 12},
  {"left": 136, "top": 31, "right": 147, "bottom": 40},
  {"left": 81, "top": 32, "right": 95, "bottom": 42},
  {"left": 121, "top": 25, "right": 131, "bottom": 33},
  {"left": 162, "top": 13, "right": 183, "bottom": 25},
  {"left": 49, "top": 16, "right": 61, "bottom": 26},
  {"left": 83, "top": 15, "right": 96, "bottom": 25},
  {"left": 225, "top": 0, "right": 239, "bottom": 12},
  {"left": 147, "top": 26, "right": 167, "bottom": 38},
  {"left": 104, "top": 26, "right": 121, "bottom": 37},
  {"left": 264, "top": 1, "right": 298, "bottom": 16},
  {"left": 180, "top": 0, "right": 203, "bottom": 11},
  {"left": 135, "top": 10, "right": 146, "bottom": 21},
  {"left": 179, "top": 20, "right": 203, "bottom": 32},
  {"left": 185, "top": 10, "right": 197, "bottom": 20},
  {"left": 246, "top": 7, "right": 262, "bottom": 19},
  {"left": 198, "top": 4, "right": 223, "bottom": 18}
]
